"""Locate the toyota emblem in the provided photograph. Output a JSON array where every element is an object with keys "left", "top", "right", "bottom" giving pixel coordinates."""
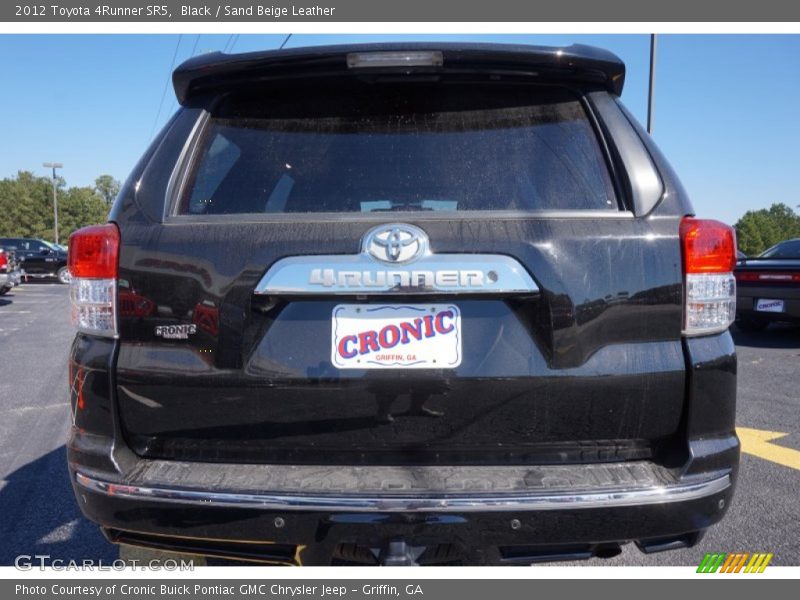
[{"left": 363, "top": 224, "right": 429, "bottom": 264}]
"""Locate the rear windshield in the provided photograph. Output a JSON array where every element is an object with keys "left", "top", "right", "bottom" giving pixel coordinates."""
[
  {"left": 760, "top": 240, "right": 800, "bottom": 259},
  {"left": 178, "top": 84, "right": 618, "bottom": 215}
]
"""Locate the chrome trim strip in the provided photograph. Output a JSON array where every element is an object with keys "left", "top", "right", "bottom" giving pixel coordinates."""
[
  {"left": 254, "top": 254, "right": 540, "bottom": 296},
  {"left": 75, "top": 472, "right": 729, "bottom": 513}
]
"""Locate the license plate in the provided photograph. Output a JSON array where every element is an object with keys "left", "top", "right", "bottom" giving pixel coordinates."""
[
  {"left": 755, "top": 298, "right": 785, "bottom": 313},
  {"left": 331, "top": 304, "right": 462, "bottom": 369}
]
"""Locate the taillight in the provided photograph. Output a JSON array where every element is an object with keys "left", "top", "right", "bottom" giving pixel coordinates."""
[
  {"left": 680, "top": 217, "right": 737, "bottom": 336},
  {"left": 0, "top": 251, "right": 7, "bottom": 272},
  {"left": 736, "top": 271, "right": 800, "bottom": 283},
  {"left": 68, "top": 224, "right": 119, "bottom": 337}
]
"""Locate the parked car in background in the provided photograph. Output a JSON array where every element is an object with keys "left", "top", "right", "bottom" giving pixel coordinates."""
[
  {"left": 0, "top": 237, "right": 70, "bottom": 283},
  {"left": 0, "top": 246, "right": 23, "bottom": 295},
  {"left": 735, "top": 238, "right": 800, "bottom": 331},
  {"left": 66, "top": 43, "right": 739, "bottom": 566}
]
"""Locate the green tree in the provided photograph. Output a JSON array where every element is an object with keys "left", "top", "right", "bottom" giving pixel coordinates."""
[
  {"left": 59, "top": 186, "right": 110, "bottom": 242},
  {"left": 94, "top": 174, "right": 120, "bottom": 205},
  {"left": 0, "top": 171, "right": 53, "bottom": 238},
  {"left": 734, "top": 203, "right": 800, "bottom": 256},
  {"left": 0, "top": 171, "right": 110, "bottom": 242}
]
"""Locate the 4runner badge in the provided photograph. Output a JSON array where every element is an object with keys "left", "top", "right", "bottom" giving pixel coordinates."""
[{"left": 155, "top": 324, "right": 197, "bottom": 340}]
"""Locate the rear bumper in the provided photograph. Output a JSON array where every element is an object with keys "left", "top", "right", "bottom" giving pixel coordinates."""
[
  {"left": 68, "top": 428, "right": 737, "bottom": 565},
  {"left": 67, "top": 331, "right": 739, "bottom": 565},
  {"left": 74, "top": 469, "right": 730, "bottom": 513},
  {"left": 70, "top": 455, "right": 733, "bottom": 565},
  {"left": 737, "top": 286, "right": 800, "bottom": 322}
]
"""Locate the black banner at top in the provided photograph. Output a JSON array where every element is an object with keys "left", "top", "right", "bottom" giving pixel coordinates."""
[{"left": 4, "top": 0, "right": 800, "bottom": 22}]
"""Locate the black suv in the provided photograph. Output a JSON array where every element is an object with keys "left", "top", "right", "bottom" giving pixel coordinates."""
[
  {"left": 66, "top": 43, "right": 739, "bottom": 566},
  {"left": 0, "top": 237, "right": 69, "bottom": 283}
]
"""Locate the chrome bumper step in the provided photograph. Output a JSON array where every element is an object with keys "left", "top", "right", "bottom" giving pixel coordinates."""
[{"left": 75, "top": 469, "right": 730, "bottom": 513}]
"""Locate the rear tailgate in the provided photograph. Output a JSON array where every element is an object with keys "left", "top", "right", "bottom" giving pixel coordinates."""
[{"left": 114, "top": 73, "right": 685, "bottom": 466}]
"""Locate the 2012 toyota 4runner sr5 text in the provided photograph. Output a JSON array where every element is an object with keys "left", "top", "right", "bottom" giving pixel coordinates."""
[{"left": 66, "top": 43, "right": 739, "bottom": 566}]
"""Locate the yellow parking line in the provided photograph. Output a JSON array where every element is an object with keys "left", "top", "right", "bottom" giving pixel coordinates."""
[{"left": 737, "top": 427, "right": 800, "bottom": 471}]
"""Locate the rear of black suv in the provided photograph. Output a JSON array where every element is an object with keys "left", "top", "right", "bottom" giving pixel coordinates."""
[{"left": 66, "top": 43, "right": 739, "bottom": 566}]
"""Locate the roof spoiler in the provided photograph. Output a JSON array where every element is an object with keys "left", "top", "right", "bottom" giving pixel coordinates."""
[{"left": 172, "top": 42, "right": 626, "bottom": 105}]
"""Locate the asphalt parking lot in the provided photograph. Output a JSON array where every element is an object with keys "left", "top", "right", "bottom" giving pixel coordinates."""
[{"left": 0, "top": 282, "right": 798, "bottom": 567}]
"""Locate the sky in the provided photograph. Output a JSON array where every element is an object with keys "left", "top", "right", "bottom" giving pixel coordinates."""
[{"left": 0, "top": 33, "right": 798, "bottom": 225}]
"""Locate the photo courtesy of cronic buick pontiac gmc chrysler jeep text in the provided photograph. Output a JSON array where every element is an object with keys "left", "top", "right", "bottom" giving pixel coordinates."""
[{"left": 66, "top": 43, "right": 739, "bottom": 566}]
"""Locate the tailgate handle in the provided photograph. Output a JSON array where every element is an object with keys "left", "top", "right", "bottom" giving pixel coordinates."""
[{"left": 254, "top": 253, "right": 539, "bottom": 297}]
